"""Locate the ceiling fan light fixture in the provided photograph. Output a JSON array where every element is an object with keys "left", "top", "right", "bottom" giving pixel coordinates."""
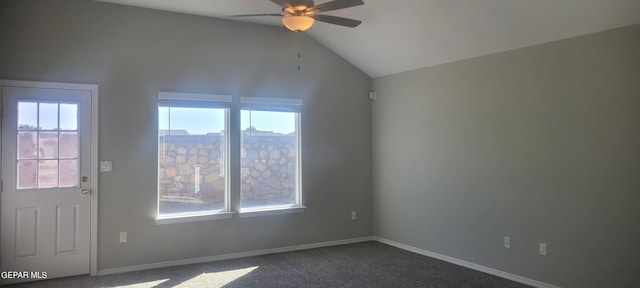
[
  {"left": 230, "top": 0, "right": 363, "bottom": 31},
  {"left": 282, "top": 15, "right": 315, "bottom": 32}
]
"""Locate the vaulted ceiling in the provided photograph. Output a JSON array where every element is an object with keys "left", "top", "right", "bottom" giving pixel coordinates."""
[{"left": 97, "top": 0, "right": 640, "bottom": 78}]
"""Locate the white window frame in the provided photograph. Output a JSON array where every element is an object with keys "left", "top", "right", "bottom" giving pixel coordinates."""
[
  {"left": 238, "top": 97, "right": 305, "bottom": 217},
  {"left": 155, "top": 92, "right": 233, "bottom": 224}
]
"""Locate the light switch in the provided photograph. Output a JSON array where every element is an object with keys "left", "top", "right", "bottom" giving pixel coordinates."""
[{"left": 100, "top": 161, "right": 113, "bottom": 172}]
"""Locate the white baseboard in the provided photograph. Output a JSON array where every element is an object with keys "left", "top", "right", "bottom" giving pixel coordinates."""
[
  {"left": 373, "top": 237, "right": 561, "bottom": 288},
  {"left": 99, "top": 235, "right": 561, "bottom": 288},
  {"left": 97, "top": 236, "right": 373, "bottom": 276}
]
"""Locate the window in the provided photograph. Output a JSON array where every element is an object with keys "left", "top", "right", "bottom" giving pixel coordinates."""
[
  {"left": 157, "top": 93, "right": 303, "bottom": 222},
  {"left": 157, "top": 92, "right": 231, "bottom": 220},
  {"left": 240, "top": 97, "right": 302, "bottom": 212},
  {"left": 16, "top": 101, "right": 79, "bottom": 189}
]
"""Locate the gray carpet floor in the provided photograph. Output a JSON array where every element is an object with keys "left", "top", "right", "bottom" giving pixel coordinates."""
[{"left": 6, "top": 241, "right": 533, "bottom": 288}]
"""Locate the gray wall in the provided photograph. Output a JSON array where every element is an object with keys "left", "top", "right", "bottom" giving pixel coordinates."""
[
  {"left": 0, "top": 0, "right": 372, "bottom": 270},
  {"left": 372, "top": 24, "right": 640, "bottom": 288}
]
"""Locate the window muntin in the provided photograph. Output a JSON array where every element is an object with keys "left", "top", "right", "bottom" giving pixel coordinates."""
[
  {"left": 240, "top": 97, "right": 302, "bottom": 211},
  {"left": 157, "top": 93, "right": 231, "bottom": 218}
]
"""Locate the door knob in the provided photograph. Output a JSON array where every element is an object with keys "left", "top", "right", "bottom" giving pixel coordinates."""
[{"left": 80, "top": 188, "right": 90, "bottom": 195}]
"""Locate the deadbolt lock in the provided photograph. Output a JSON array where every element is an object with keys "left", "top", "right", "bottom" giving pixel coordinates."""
[{"left": 82, "top": 176, "right": 89, "bottom": 182}]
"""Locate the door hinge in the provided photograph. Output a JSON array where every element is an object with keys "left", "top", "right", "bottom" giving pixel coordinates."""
[{"left": 1, "top": 180, "right": 3, "bottom": 192}]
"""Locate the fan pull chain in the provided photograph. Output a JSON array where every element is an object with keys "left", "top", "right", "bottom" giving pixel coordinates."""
[{"left": 297, "top": 52, "right": 301, "bottom": 71}]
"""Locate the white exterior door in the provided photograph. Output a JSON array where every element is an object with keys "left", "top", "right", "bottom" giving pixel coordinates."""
[{"left": 1, "top": 81, "right": 96, "bottom": 284}]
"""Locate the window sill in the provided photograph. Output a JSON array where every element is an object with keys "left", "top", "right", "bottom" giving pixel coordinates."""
[
  {"left": 155, "top": 211, "right": 234, "bottom": 225},
  {"left": 239, "top": 206, "right": 306, "bottom": 218}
]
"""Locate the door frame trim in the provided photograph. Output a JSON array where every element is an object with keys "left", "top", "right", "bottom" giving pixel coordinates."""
[{"left": 0, "top": 80, "right": 99, "bottom": 276}]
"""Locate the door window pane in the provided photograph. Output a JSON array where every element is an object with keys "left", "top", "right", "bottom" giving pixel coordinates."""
[
  {"left": 59, "top": 104, "right": 78, "bottom": 130},
  {"left": 38, "top": 160, "right": 58, "bottom": 188},
  {"left": 39, "top": 103, "right": 58, "bottom": 130},
  {"left": 39, "top": 131, "right": 58, "bottom": 159},
  {"left": 59, "top": 132, "right": 78, "bottom": 158},
  {"left": 17, "top": 160, "right": 37, "bottom": 189},
  {"left": 59, "top": 159, "right": 78, "bottom": 187},
  {"left": 17, "top": 102, "right": 38, "bottom": 130},
  {"left": 17, "top": 131, "right": 37, "bottom": 159}
]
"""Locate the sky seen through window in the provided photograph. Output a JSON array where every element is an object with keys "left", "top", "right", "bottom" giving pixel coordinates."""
[{"left": 158, "top": 107, "right": 295, "bottom": 135}]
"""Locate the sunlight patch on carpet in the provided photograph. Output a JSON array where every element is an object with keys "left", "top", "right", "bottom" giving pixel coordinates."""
[
  {"left": 113, "top": 266, "right": 259, "bottom": 288},
  {"left": 116, "top": 279, "right": 169, "bottom": 287},
  {"left": 174, "top": 266, "right": 260, "bottom": 288}
]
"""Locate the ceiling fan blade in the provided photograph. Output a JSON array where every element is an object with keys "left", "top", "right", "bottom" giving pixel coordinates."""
[
  {"left": 311, "top": 0, "right": 364, "bottom": 13},
  {"left": 311, "top": 14, "right": 361, "bottom": 27},
  {"left": 271, "top": 0, "right": 293, "bottom": 8},
  {"left": 229, "top": 13, "right": 282, "bottom": 17}
]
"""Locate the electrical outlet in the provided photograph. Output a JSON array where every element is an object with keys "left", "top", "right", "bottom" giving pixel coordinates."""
[
  {"left": 351, "top": 211, "right": 357, "bottom": 220},
  {"left": 120, "top": 232, "right": 127, "bottom": 243},
  {"left": 504, "top": 236, "right": 511, "bottom": 249},
  {"left": 539, "top": 242, "right": 547, "bottom": 256}
]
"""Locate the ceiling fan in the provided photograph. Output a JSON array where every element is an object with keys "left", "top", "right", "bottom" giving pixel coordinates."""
[{"left": 231, "top": 0, "right": 364, "bottom": 32}]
